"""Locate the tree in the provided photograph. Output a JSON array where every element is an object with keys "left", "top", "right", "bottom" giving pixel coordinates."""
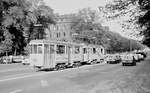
[
  {"left": 0, "top": 0, "right": 56, "bottom": 55},
  {"left": 69, "top": 7, "right": 144, "bottom": 53},
  {"left": 102, "top": 0, "right": 150, "bottom": 47},
  {"left": 71, "top": 8, "right": 101, "bottom": 33},
  {"left": 138, "top": 0, "right": 150, "bottom": 47},
  {"left": 71, "top": 8, "right": 107, "bottom": 44},
  {"left": 25, "top": 3, "right": 56, "bottom": 42},
  {"left": 0, "top": 30, "right": 13, "bottom": 55}
]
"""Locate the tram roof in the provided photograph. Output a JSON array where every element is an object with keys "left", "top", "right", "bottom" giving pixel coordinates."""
[
  {"left": 29, "top": 40, "right": 82, "bottom": 46},
  {"left": 29, "top": 40, "right": 104, "bottom": 48}
]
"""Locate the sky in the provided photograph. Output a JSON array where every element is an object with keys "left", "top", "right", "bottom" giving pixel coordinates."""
[
  {"left": 43, "top": 0, "right": 111, "bottom": 14},
  {"left": 43, "top": 0, "right": 142, "bottom": 40}
]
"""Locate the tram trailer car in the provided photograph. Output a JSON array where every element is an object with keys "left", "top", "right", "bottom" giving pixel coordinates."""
[
  {"left": 83, "top": 44, "right": 105, "bottom": 64},
  {"left": 29, "top": 40, "right": 105, "bottom": 70}
]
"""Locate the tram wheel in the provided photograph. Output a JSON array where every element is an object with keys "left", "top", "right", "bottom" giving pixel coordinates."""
[
  {"left": 55, "top": 65, "right": 60, "bottom": 70},
  {"left": 34, "top": 67, "right": 41, "bottom": 72},
  {"left": 72, "top": 63, "right": 79, "bottom": 68}
]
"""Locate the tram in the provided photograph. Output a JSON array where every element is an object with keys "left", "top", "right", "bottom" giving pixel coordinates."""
[{"left": 29, "top": 40, "right": 105, "bottom": 70}]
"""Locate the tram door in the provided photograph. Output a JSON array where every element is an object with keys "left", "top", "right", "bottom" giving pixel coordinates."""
[
  {"left": 49, "top": 45, "right": 55, "bottom": 68},
  {"left": 44, "top": 44, "right": 55, "bottom": 68},
  {"left": 44, "top": 44, "right": 50, "bottom": 68},
  {"left": 83, "top": 48, "right": 88, "bottom": 62}
]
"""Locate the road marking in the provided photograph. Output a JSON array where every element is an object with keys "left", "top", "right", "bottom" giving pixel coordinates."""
[
  {"left": 10, "top": 89, "right": 23, "bottom": 93},
  {"left": 41, "top": 80, "right": 49, "bottom": 87}
]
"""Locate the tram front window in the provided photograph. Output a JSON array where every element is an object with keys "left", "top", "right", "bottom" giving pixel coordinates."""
[
  {"left": 57, "top": 45, "right": 65, "bottom": 54},
  {"left": 30, "top": 44, "right": 43, "bottom": 54},
  {"left": 32, "top": 45, "right": 37, "bottom": 54},
  {"left": 38, "top": 44, "right": 42, "bottom": 54}
]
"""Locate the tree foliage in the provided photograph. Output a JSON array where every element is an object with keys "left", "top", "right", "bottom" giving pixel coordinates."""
[
  {"left": 70, "top": 7, "right": 144, "bottom": 53},
  {"left": 102, "top": 0, "right": 150, "bottom": 47},
  {"left": 0, "top": 0, "right": 55, "bottom": 55}
]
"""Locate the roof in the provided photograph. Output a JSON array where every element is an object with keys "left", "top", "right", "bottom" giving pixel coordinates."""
[{"left": 29, "top": 40, "right": 104, "bottom": 49}]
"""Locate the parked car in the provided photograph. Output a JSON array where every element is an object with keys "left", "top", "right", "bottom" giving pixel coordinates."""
[
  {"left": 132, "top": 54, "right": 140, "bottom": 62},
  {"left": 136, "top": 52, "right": 147, "bottom": 58},
  {"left": 22, "top": 56, "right": 30, "bottom": 65},
  {"left": 0, "top": 57, "right": 3, "bottom": 64},
  {"left": 2, "top": 56, "right": 12, "bottom": 64},
  {"left": 121, "top": 54, "right": 136, "bottom": 66},
  {"left": 12, "top": 56, "right": 24, "bottom": 63},
  {"left": 115, "top": 55, "right": 122, "bottom": 63},
  {"left": 138, "top": 54, "right": 144, "bottom": 61},
  {"left": 106, "top": 55, "right": 119, "bottom": 64}
]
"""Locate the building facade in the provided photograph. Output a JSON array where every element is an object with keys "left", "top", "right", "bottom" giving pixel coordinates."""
[{"left": 45, "top": 15, "right": 74, "bottom": 42}]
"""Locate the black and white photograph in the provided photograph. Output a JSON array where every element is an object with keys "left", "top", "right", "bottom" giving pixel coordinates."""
[{"left": 0, "top": 0, "right": 150, "bottom": 93}]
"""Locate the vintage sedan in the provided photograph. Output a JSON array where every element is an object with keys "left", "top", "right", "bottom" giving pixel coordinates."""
[
  {"left": 106, "top": 55, "right": 119, "bottom": 64},
  {"left": 121, "top": 54, "right": 136, "bottom": 66}
]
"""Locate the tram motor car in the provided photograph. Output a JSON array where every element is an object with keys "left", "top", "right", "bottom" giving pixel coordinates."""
[{"left": 29, "top": 40, "right": 105, "bottom": 71}]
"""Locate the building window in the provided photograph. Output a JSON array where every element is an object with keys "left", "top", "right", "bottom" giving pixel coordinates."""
[
  {"left": 59, "top": 32, "right": 61, "bottom": 38},
  {"left": 56, "top": 25, "right": 59, "bottom": 30},
  {"left": 93, "top": 48, "right": 96, "bottom": 54},
  {"left": 56, "top": 33, "right": 59, "bottom": 38},
  {"left": 64, "top": 25, "right": 67, "bottom": 29},
  {"left": 53, "top": 26, "right": 56, "bottom": 30},
  {"left": 64, "top": 32, "right": 66, "bottom": 37}
]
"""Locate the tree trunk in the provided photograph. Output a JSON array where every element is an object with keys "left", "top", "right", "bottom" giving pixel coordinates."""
[
  {"left": 14, "top": 48, "right": 17, "bottom": 56},
  {"left": 6, "top": 51, "right": 8, "bottom": 56}
]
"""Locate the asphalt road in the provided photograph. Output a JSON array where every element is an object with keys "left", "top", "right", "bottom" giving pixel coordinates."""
[{"left": 0, "top": 57, "right": 150, "bottom": 93}]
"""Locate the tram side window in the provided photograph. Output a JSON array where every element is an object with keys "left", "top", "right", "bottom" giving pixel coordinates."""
[
  {"left": 38, "top": 44, "right": 42, "bottom": 54},
  {"left": 50, "top": 45, "right": 54, "bottom": 54},
  {"left": 33, "top": 45, "right": 37, "bottom": 54},
  {"left": 66, "top": 46, "right": 68, "bottom": 54},
  {"left": 44, "top": 44, "right": 49, "bottom": 54},
  {"left": 93, "top": 48, "right": 96, "bottom": 54},
  {"left": 56, "top": 45, "right": 65, "bottom": 54},
  {"left": 83, "top": 48, "right": 87, "bottom": 54},
  {"left": 75, "top": 46, "right": 80, "bottom": 54}
]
